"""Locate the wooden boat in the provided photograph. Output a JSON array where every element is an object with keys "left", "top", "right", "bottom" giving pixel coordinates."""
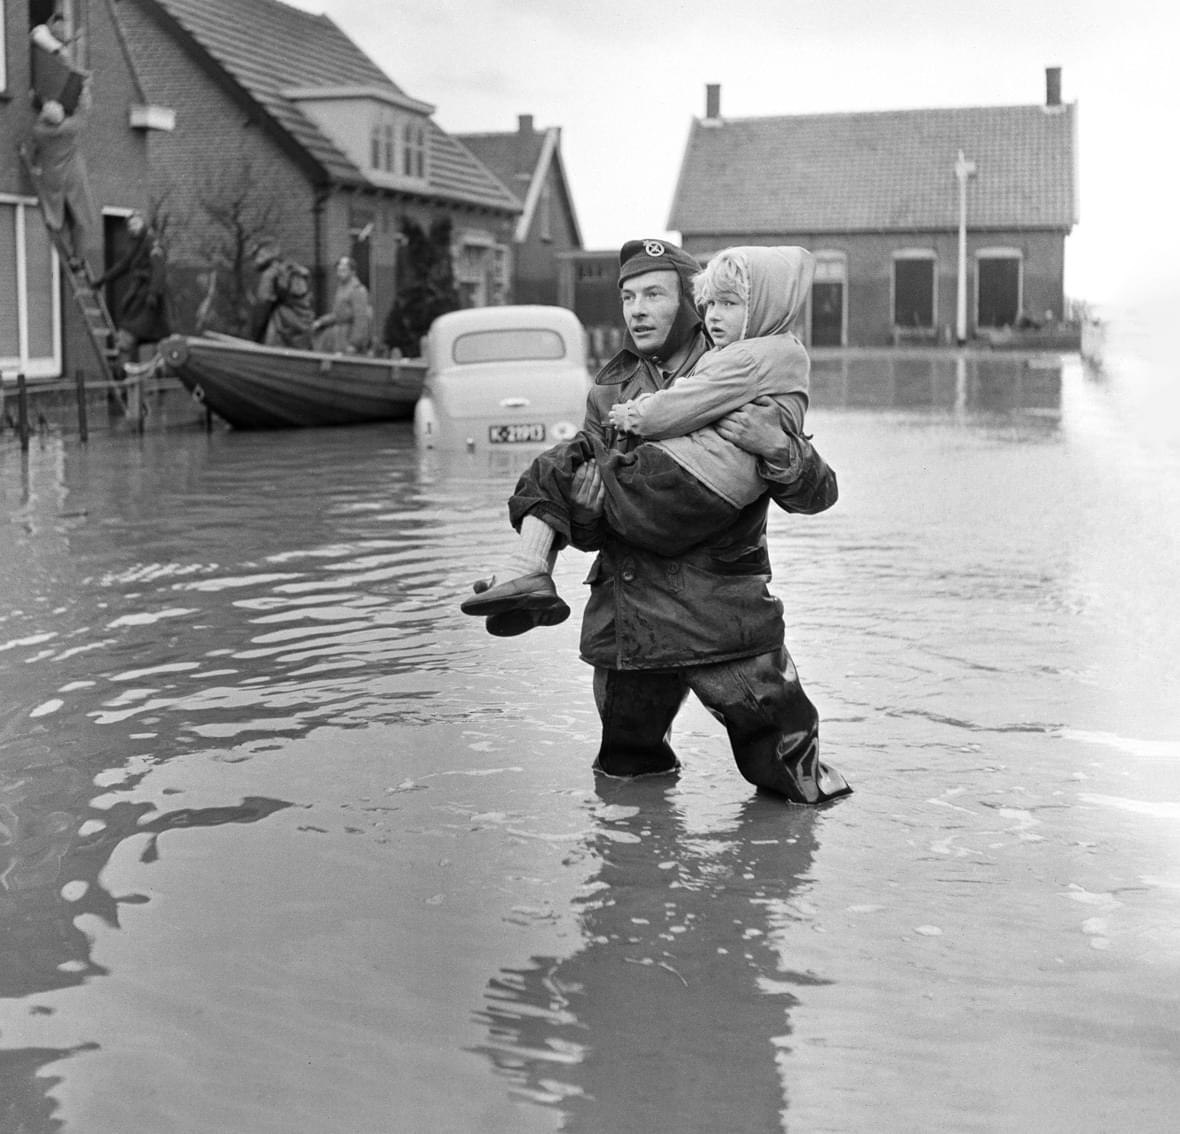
[{"left": 157, "top": 334, "right": 426, "bottom": 429}]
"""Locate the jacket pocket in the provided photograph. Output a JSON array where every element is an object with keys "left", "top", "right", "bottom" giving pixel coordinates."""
[{"left": 704, "top": 543, "right": 771, "bottom": 576}]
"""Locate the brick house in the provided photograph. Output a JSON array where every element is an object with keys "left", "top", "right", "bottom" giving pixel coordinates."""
[
  {"left": 2, "top": 0, "right": 173, "bottom": 383},
  {"left": 668, "top": 74, "right": 1078, "bottom": 347},
  {"left": 115, "top": 0, "right": 522, "bottom": 343},
  {"left": 454, "top": 115, "right": 582, "bottom": 307}
]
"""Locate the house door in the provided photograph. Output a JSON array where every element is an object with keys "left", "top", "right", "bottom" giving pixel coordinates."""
[
  {"left": 811, "top": 282, "right": 843, "bottom": 346},
  {"left": 977, "top": 255, "right": 1020, "bottom": 327},
  {"left": 102, "top": 213, "right": 134, "bottom": 328}
]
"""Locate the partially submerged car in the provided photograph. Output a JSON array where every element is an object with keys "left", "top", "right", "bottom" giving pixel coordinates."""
[{"left": 414, "top": 305, "right": 589, "bottom": 451}]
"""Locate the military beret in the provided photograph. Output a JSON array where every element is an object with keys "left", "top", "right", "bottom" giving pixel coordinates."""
[{"left": 618, "top": 238, "right": 701, "bottom": 287}]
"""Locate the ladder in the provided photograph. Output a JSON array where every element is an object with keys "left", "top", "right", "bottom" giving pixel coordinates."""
[{"left": 17, "top": 143, "right": 125, "bottom": 392}]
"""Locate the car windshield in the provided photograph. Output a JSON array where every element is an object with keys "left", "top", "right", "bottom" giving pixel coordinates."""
[{"left": 452, "top": 329, "right": 566, "bottom": 365}]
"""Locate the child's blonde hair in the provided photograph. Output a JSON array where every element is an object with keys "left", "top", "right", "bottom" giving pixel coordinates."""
[{"left": 692, "top": 251, "right": 748, "bottom": 308}]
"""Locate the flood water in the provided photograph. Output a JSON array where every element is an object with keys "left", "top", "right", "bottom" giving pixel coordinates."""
[{"left": 2, "top": 326, "right": 1178, "bottom": 1133}]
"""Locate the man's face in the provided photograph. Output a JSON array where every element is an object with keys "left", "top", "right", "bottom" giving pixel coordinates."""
[
  {"left": 127, "top": 214, "right": 145, "bottom": 237},
  {"left": 336, "top": 258, "right": 353, "bottom": 282},
  {"left": 620, "top": 269, "right": 681, "bottom": 356}
]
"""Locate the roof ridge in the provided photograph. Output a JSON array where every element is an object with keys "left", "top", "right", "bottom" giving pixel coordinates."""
[{"left": 708, "top": 101, "right": 1069, "bottom": 125}]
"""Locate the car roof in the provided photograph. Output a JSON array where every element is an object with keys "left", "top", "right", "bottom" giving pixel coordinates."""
[
  {"left": 431, "top": 304, "right": 581, "bottom": 336},
  {"left": 428, "top": 304, "right": 585, "bottom": 361}
]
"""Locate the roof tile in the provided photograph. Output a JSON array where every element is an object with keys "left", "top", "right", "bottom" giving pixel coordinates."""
[{"left": 669, "top": 104, "right": 1076, "bottom": 234}]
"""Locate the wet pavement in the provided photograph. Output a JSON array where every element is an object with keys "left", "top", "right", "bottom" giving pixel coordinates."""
[{"left": 1, "top": 327, "right": 1178, "bottom": 1132}]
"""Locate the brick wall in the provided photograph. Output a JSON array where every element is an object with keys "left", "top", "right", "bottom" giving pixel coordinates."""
[
  {"left": 682, "top": 229, "right": 1069, "bottom": 347},
  {"left": 117, "top": 0, "right": 316, "bottom": 333}
]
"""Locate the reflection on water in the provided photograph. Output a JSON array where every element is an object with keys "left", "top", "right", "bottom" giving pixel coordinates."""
[
  {"left": 474, "top": 782, "right": 821, "bottom": 1130},
  {"left": 812, "top": 350, "right": 1063, "bottom": 421},
  {"left": 2, "top": 344, "right": 1179, "bottom": 1131}
]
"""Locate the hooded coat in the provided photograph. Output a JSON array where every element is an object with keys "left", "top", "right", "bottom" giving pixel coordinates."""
[{"left": 612, "top": 246, "right": 816, "bottom": 508}]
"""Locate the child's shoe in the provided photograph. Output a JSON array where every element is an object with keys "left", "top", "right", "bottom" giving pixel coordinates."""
[{"left": 460, "top": 571, "right": 569, "bottom": 620}]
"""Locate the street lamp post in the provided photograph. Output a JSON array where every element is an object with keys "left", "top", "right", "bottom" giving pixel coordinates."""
[{"left": 954, "top": 149, "right": 976, "bottom": 346}]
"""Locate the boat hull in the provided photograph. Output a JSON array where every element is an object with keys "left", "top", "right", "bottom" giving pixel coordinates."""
[{"left": 159, "top": 335, "right": 425, "bottom": 429}]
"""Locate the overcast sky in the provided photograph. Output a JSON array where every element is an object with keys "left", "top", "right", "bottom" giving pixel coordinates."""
[{"left": 286, "top": 0, "right": 1177, "bottom": 312}]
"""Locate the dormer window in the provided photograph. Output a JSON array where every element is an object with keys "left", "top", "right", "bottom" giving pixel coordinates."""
[
  {"left": 370, "top": 108, "right": 427, "bottom": 181},
  {"left": 384, "top": 122, "right": 395, "bottom": 172},
  {"left": 283, "top": 85, "right": 435, "bottom": 188}
]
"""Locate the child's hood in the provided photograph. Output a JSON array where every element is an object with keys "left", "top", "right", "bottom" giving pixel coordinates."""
[{"left": 733, "top": 246, "right": 816, "bottom": 339}]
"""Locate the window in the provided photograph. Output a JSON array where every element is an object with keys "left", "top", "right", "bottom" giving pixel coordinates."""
[
  {"left": 577, "top": 261, "right": 608, "bottom": 282},
  {"left": 453, "top": 328, "right": 565, "bottom": 365},
  {"left": 401, "top": 122, "right": 413, "bottom": 176},
  {"left": 369, "top": 111, "right": 427, "bottom": 180},
  {"left": 976, "top": 249, "right": 1022, "bottom": 328},
  {"left": 1, "top": 198, "right": 62, "bottom": 380},
  {"left": 454, "top": 238, "right": 508, "bottom": 307},
  {"left": 408, "top": 124, "right": 426, "bottom": 179},
  {"left": 539, "top": 183, "right": 552, "bottom": 242},
  {"left": 892, "top": 250, "right": 936, "bottom": 328},
  {"left": 811, "top": 252, "right": 846, "bottom": 347}
]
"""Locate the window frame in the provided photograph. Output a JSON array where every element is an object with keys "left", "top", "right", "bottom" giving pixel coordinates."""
[
  {"left": 809, "top": 250, "right": 847, "bottom": 347},
  {"left": 891, "top": 248, "right": 938, "bottom": 330},
  {"left": 1, "top": 194, "right": 64, "bottom": 381},
  {"left": 974, "top": 247, "right": 1024, "bottom": 329}
]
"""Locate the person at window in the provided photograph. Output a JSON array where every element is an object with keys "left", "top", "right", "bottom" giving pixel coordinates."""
[
  {"left": 312, "top": 257, "right": 373, "bottom": 354},
  {"left": 30, "top": 10, "right": 69, "bottom": 55}
]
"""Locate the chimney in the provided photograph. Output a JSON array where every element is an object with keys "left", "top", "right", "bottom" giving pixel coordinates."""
[
  {"left": 705, "top": 84, "right": 721, "bottom": 120},
  {"left": 1045, "top": 67, "right": 1061, "bottom": 107},
  {"left": 518, "top": 114, "right": 534, "bottom": 136}
]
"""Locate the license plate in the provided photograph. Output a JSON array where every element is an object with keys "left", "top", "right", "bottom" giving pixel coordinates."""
[{"left": 488, "top": 423, "right": 545, "bottom": 444}]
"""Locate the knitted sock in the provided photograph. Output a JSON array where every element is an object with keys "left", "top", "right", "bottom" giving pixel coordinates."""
[{"left": 507, "top": 514, "right": 557, "bottom": 577}]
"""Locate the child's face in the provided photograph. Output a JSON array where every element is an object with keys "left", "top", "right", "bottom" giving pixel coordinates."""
[{"left": 703, "top": 290, "right": 747, "bottom": 347}]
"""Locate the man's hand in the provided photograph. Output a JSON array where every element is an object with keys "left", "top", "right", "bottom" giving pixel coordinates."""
[
  {"left": 570, "top": 459, "right": 605, "bottom": 524},
  {"left": 715, "top": 396, "right": 791, "bottom": 463}
]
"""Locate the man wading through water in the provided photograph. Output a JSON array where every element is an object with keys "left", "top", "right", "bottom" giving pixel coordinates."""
[{"left": 465, "top": 239, "right": 851, "bottom": 805}]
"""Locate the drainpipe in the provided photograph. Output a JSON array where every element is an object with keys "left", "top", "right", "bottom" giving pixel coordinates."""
[
  {"left": 312, "top": 186, "right": 331, "bottom": 313},
  {"left": 954, "top": 150, "right": 976, "bottom": 345}
]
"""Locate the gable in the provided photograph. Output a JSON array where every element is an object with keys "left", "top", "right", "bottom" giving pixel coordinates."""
[
  {"left": 669, "top": 103, "right": 1077, "bottom": 236},
  {"left": 458, "top": 127, "right": 582, "bottom": 246}
]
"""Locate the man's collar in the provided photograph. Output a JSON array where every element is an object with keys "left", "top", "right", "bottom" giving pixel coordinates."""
[{"left": 593, "top": 329, "right": 711, "bottom": 387}]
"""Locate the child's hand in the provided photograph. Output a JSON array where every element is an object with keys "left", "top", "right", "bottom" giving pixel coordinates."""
[
  {"left": 570, "top": 460, "right": 605, "bottom": 524},
  {"left": 608, "top": 402, "right": 631, "bottom": 431}
]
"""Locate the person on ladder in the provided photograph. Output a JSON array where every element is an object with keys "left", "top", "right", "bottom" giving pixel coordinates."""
[{"left": 26, "top": 71, "right": 98, "bottom": 278}]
